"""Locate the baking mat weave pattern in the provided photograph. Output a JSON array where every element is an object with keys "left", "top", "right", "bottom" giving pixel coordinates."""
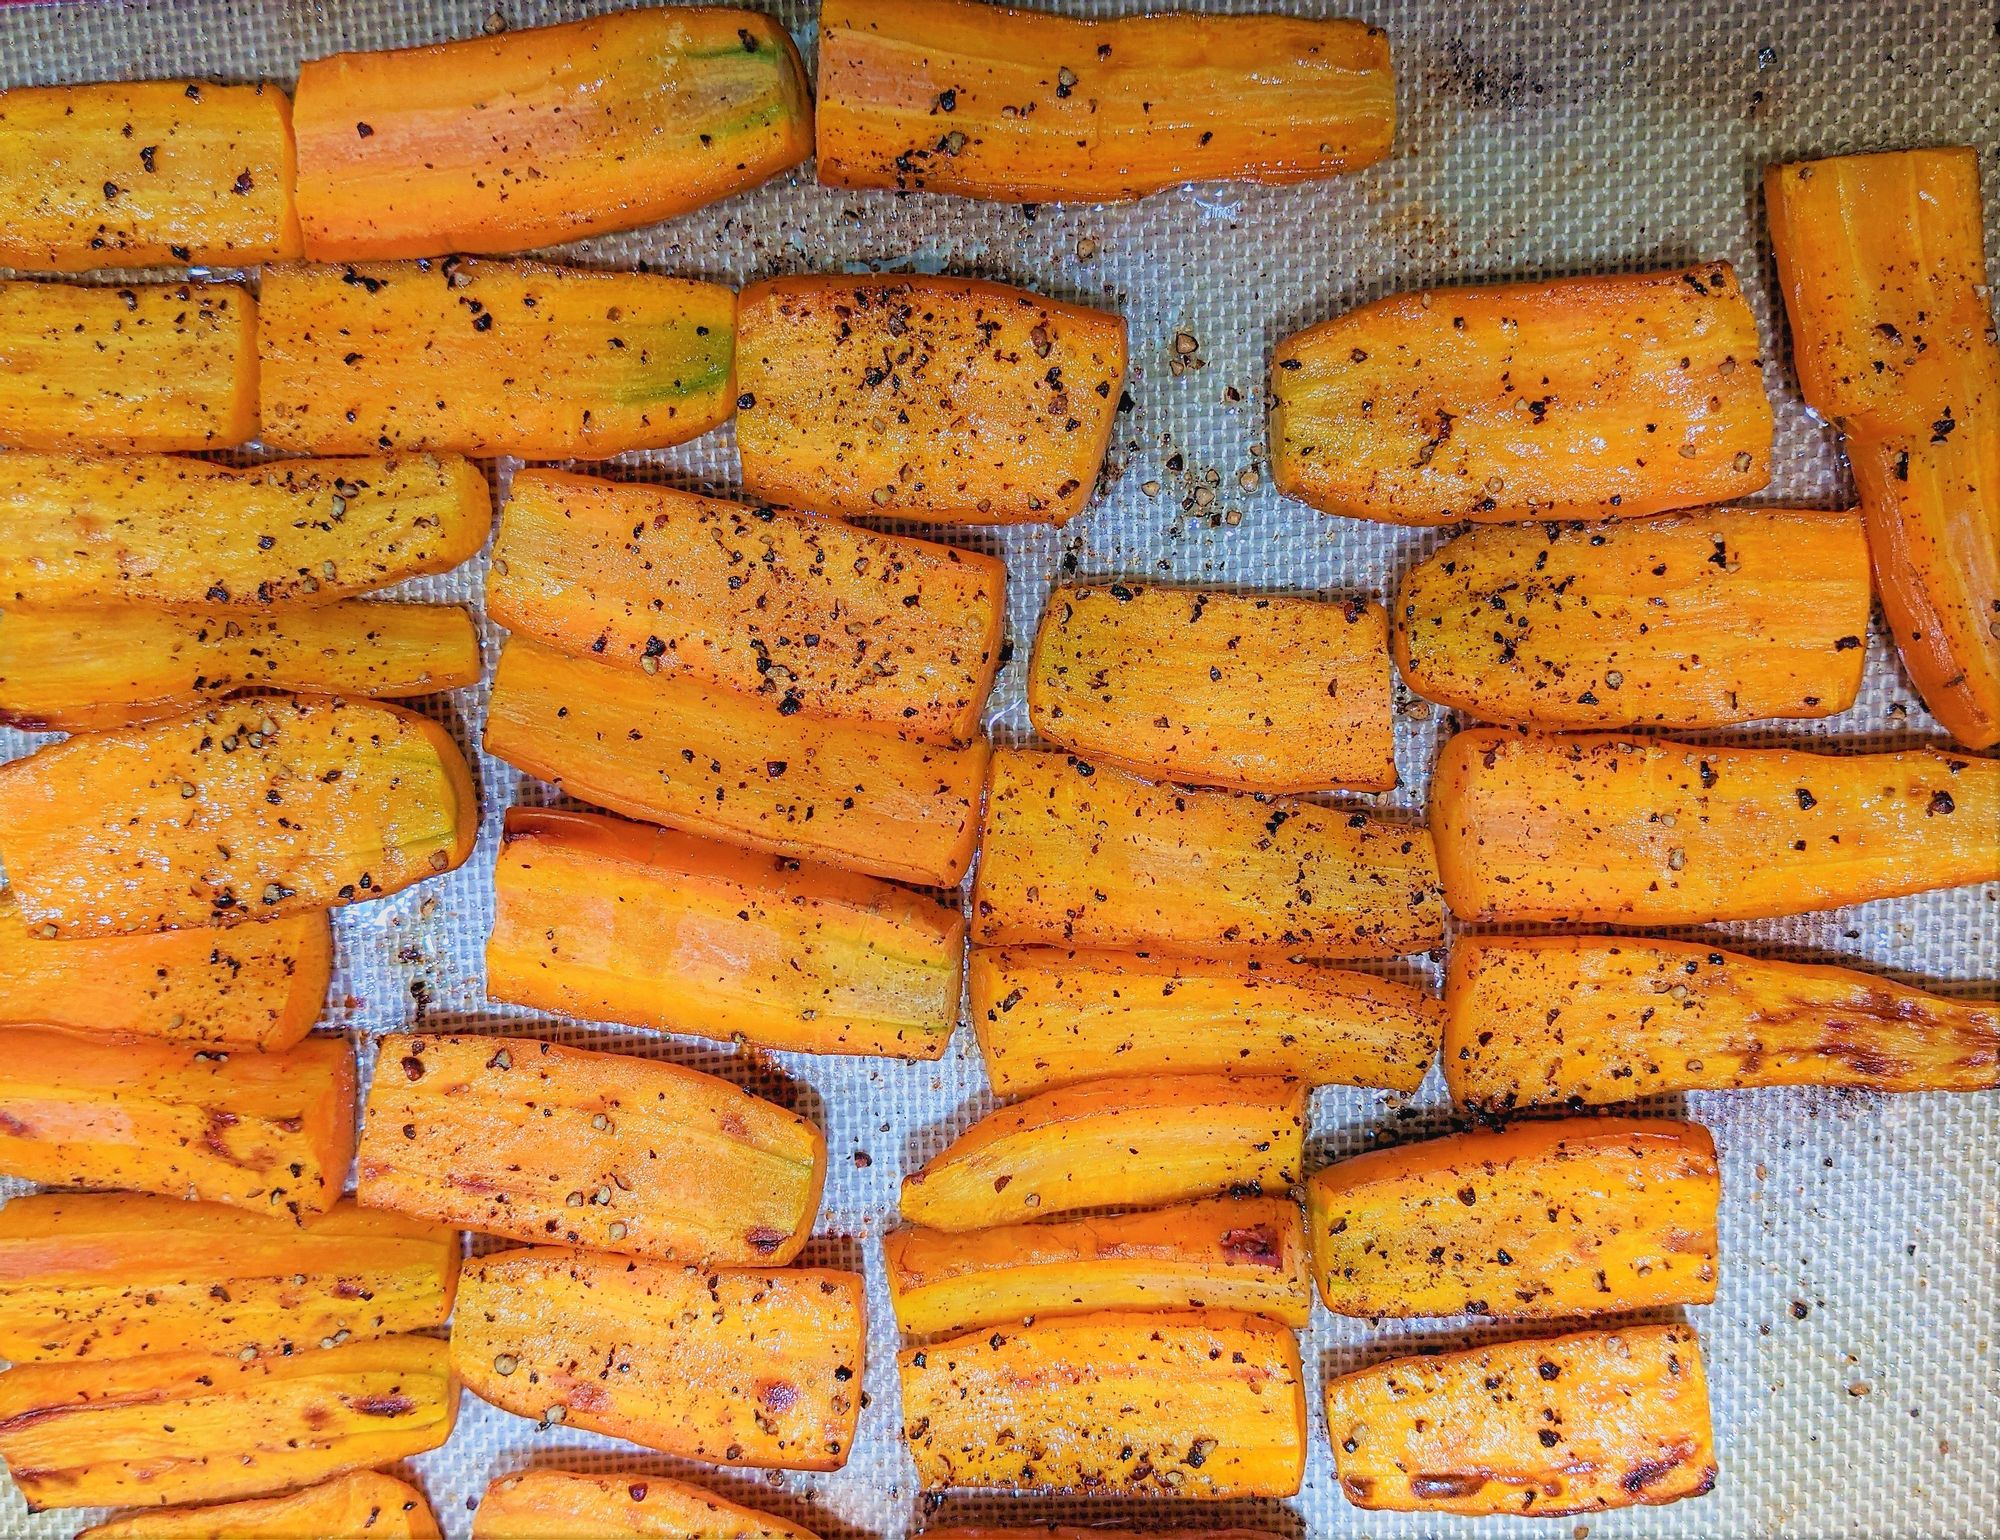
[{"left": 0, "top": 0, "right": 1996, "bottom": 1535}]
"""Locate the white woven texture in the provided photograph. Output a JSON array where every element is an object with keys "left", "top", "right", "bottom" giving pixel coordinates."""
[{"left": 1, "top": 0, "right": 1997, "bottom": 1535}]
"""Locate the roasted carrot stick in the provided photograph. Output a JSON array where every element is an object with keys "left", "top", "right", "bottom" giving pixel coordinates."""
[
  {"left": 79, "top": 1472, "right": 442, "bottom": 1540},
  {"left": 472, "top": 1470, "right": 818, "bottom": 1540}
]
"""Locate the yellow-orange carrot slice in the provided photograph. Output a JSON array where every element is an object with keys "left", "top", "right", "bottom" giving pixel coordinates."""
[
  {"left": 80, "top": 1471, "right": 442, "bottom": 1540},
  {"left": 471, "top": 1470, "right": 818, "bottom": 1540}
]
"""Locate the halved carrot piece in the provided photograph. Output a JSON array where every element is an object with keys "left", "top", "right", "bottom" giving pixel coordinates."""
[
  {"left": 0, "top": 278, "right": 256, "bottom": 452},
  {"left": 969, "top": 946, "right": 1438, "bottom": 1097},
  {"left": 816, "top": 0, "right": 1392, "bottom": 204},
  {"left": 0, "top": 451, "right": 492, "bottom": 608},
  {"left": 294, "top": 9, "right": 811, "bottom": 261},
  {"left": 0, "top": 889, "right": 329, "bottom": 1048},
  {"left": 735, "top": 274, "right": 1127, "bottom": 525},
  {"left": 488, "top": 807, "right": 964, "bottom": 1059},
  {"left": 257, "top": 259, "right": 736, "bottom": 458},
  {"left": 489, "top": 468, "right": 1005, "bottom": 745},
  {"left": 901, "top": 1072, "right": 1305, "bottom": 1232},
  {"left": 899, "top": 1308, "right": 1306, "bottom": 1497},
  {"left": 0, "top": 81, "right": 301, "bottom": 272},
  {"left": 486, "top": 636, "right": 987, "bottom": 887},
  {"left": 452, "top": 1246, "right": 864, "bottom": 1471},
  {"left": 1306, "top": 1117, "right": 1719, "bottom": 1319},
  {"left": 0, "top": 693, "right": 476, "bottom": 936},
  {"left": 1430, "top": 727, "right": 2000, "bottom": 925},
  {"left": 0, "top": 1026, "right": 355, "bottom": 1221},
  {"left": 1446, "top": 935, "right": 2000, "bottom": 1112},
  {"left": 885, "top": 1193, "right": 1312, "bottom": 1337},
  {"left": 972, "top": 747, "right": 1443, "bottom": 958},
  {"left": 0, "top": 600, "right": 481, "bottom": 731},
  {"left": 1271, "top": 264, "right": 1773, "bottom": 525},
  {"left": 0, "top": 1336, "right": 457, "bottom": 1511},
  {"left": 80, "top": 1471, "right": 442, "bottom": 1540},
  {"left": 357, "top": 1031, "right": 825, "bottom": 1264},
  {"left": 1326, "top": 1323, "right": 1715, "bottom": 1516},
  {"left": 1028, "top": 583, "right": 1395, "bottom": 791},
  {"left": 0, "top": 1192, "right": 457, "bottom": 1365},
  {"left": 472, "top": 1470, "right": 818, "bottom": 1540},
  {"left": 1394, "top": 507, "right": 1873, "bottom": 729}
]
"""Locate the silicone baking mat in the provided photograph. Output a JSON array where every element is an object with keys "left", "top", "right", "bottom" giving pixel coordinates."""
[{"left": 0, "top": 0, "right": 1995, "bottom": 1535}]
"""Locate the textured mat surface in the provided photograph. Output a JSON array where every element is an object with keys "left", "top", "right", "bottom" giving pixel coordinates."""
[{"left": 0, "top": 0, "right": 1996, "bottom": 1535}]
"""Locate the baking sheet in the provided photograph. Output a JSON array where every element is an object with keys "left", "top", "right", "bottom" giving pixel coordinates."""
[{"left": 0, "top": 0, "right": 1997, "bottom": 1535}]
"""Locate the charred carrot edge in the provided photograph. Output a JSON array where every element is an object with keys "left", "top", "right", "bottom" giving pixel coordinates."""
[
  {"left": 734, "top": 273, "right": 1128, "bottom": 526},
  {"left": 487, "top": 807, "right": 965, "bottom": 1060},
  {"left": 972, "top": 747, "right": 1444, "bottom": 958},
  {"left": 968, "top": 946, "right": 1439, "bottom": 1097},
  {"left": 815, "top": 0, "right": 1393, "bottom": 203},
  {"left": 80, "top": 1471, "right": 443, "bottom": 1540},
  {"left": 295, "top": 8, "right": 811, "bottom": 261},
  {"left": 471, "top": 1469, "right": 820, "bottom": 1540},
  {"left": 357, "top": 1031, "right": 826, "bottom": 1265},
  {"left": 1430, "top": 727, "right": 2000, "bottom": 925},
  {"left": 452, "top": 1245, "right": 865, "bottom": 1471},
  {"left": 1394, "top": 507, "right": 1874, "bottom": 729},
  {"left": 0, "top": 451, "right": 493, "bottom": 609},
  {"left": 1028, "top": 583, "right": 1397, "bottom": 792},
  {"left": 257, "top": 260, "right": 736, "bottom": 458},
  {"left": 899, "top": 1308, "right": 1306, "bottom": 1497},
  {"left": 485, "top": 636, "right": 988, "bottom": 888},
  {"left": 1271, "top": 264, "right": 1773, "bottom": 525},
  {"left": 900, "top": 1071, "right": 1306, "bottom": 1232},
  {"left": 1306, "top": 1116, "right": 1720, "bottom": 1319},
  {"left": 0, "top": 890, "right": 330, "bottom": 1049},
  {"left": 0, "top": 693, "right": 476, "bottom": 937},
  {"left": 0, "top": 1336, "right": 458, "bottom": 1511},
  {"left": 1326, "top": 1323, "right": 1716, "bottom": 1516},
  {"left": 0, "top": 600, "right": 482, "bottom": 732},
  {"left": 0, "top": 279, "right": 257, "bottom": 452},
  {"left": 1445, "top": 935, "right": 2000, "bottom": 1111},
  {"left": 489, "top": 468, "right": 1006, "bottom": 746},
  {"left": 885, "top": 1193, "right": 1313, "bottom": 1337},
  {"left": 0, "top": 1026, "right": 356, "bottom": 1221},
  {"left": 0, "top": 1192, "right": 458, "bottom": 1365}
]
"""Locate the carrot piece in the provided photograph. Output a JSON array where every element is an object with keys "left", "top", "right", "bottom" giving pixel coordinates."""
[
  {"left": 900, "top": 1071, "right": 1305, "bottom": 1232},
  {"left": 0, "top": 1193, "right": 457, "bottom": 1365},
  {"left": 473, "top": 1470, "right": 817, "bottom": 1540},
  {"left": 0, "top": 279, "right": 256, "bottom": 452},
  {"left": 734, "top": 274, "right": 1127, "bottom": 526},
  {"left": 294, "top": 9, "right": 811, "bottom": 261},
  {"left": 488, "top": 468, "right": 1005, "bottom": 745},
  {"left": 1430, "top": 726, "right": 2000, "bottom": 925},
  {"left": 0, "top": 451, "right": 492, "bottom": 608},
  {"left": 972, "top": 747, "right": 1443, "bottom": 958},
  {"left": 1271, "top": 264, "right": 1772, "bottom": 525},
  {"left": 452, "top": 1245, "right": 864, "bottom": 1471},
  {"left": 0, "top": 1336, "right": 457, "bottom": 1511},
  {"left": 486, "top": 636, "right": 987, "bottom": 887},
  {"left": 1446, "top": 935, "right": 2000, "bottom": 1112},
  {"left": 1306, "top": 1117, "right": 1719, "bottom": 1319},
  {"left": 968, "top": 946, "right": 1438, "bottom": 1096},
  {"left": 0, "top": 1026, "right": 355, "bottom": 1221},
  {"left": 488, "top": 807, "right": 964, "bottom": 1059},
  {"left": 0, "top": 890, "right": 329, "bottom": 1048},
  {"left": 257, "top": 259, "right": 735, "bottom": 458},
  {"left": 80, "top": 1471, "right": 442, "bottom": 1540},
  {"left": 357, "top": 1031, "right": 825, "bottom": 1265},
  {"left": 1028, "top": 583, "right": 1396, "bottom": 791},
  {"left": 899, "top": 1308, "right": 1306, "bottom": 1497},
  {"left": 0, "top": 600, "right": 481, "bottom": 731},
  {"left": 1394, "top": 507, "right": 1873, "bottom": 729},
  {"left": 815, "top": 0, "right": 1392, "bottom": 203},
  {"left": 923, "top": 1531, "right": 1283, "bottom": 1540},
  {"left": 0, "top": 81, "right": 300, "bottom": 272},
  {"left": 0, "top": 693, "right": 476, "bottom": 937},
  {"left": 885, "top": 1193, "right": 1312, "bottom": 1337},
  {"left": 1326, "top": 1323, "right": 1716, "bottom": 1516}
]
